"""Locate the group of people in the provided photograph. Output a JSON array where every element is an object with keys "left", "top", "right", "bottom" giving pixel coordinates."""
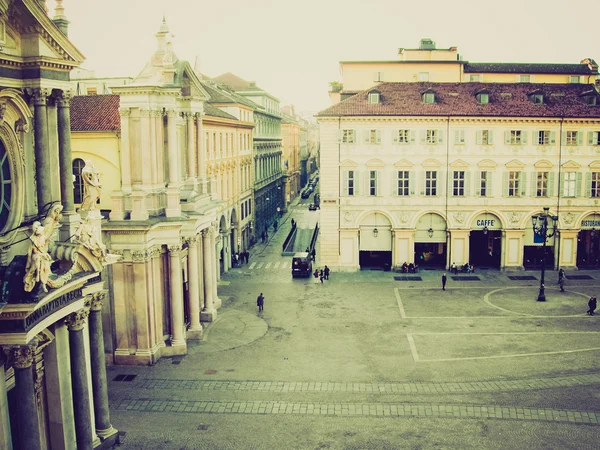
[
  {"left": 313, "top": 266, "right": 330, "bottom": 283},
  {"left": 232, "top": 251, "right": 250, "bottom": 267},
  {"left": 450, "top": 262, "right": 474, "bottom": 274},
  {"left": 400, "top": 262, "right": 419, "bottom": 273}
]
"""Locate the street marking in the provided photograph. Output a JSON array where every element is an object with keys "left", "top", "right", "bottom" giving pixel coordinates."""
[
  {"left": 406, "top": 334, "right": 419, "bottom": 362},
  {"left": 418, "top": 346, "right": 600, "bottom": 362},
  {"left": 394, "top": 288, "right": 406, "bottom": 319},
  {"left": 249, "top": 262, "right": 256, "bottom": 269},
  {"left": 273, "top": 262, "right": 280, "bottom": 269},
  {"left": 255, "top": 262, "right": 263, "bottom": 269},
  {"left": 281, "top": 262, "right": 287, "bottom": 269},
  {"left": 264, "top": 262, "right": 271, "bottom": 269},
  {"left": 411, "top": 331, "right": 600, "bottom": 335}
]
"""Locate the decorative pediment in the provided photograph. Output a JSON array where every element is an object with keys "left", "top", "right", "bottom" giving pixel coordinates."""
[
  {"left": 477, "top": 159, "right": 497, "bottom": 169},
  {"left": 340, "top": 159, "right": 358, "bottom": 168},
  {"left": 366, "top": 158, "right": 385, "bottom": 168},
  {"left": 589, "top": 160, "right": 600, "bottom": 169},
  {"left": 449, "top": 159, "right": 469, "bottom": 168},
  {"left": 561, "top": 160, "right": 581, "bottom": 169},
  {"left": 534, "top": 159, "right": 553, "bottom": 169},
  {"left": 393, "top": 158, "right": 414, "bottom": 169},
  {"left": 505, "top": 159, "right": 525, "bottom": 169},
  {"left": 422, "top": 158, "right": 442, "bottom": 168}
]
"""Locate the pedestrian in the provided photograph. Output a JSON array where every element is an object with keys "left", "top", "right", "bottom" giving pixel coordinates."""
[
  {"left": 450, "top": 262, "right": 457, "bottom": 274},
  {"left": 291, "top": 218, "right": 295, "bottom": 228},
  {"left": 559, "top": 277, "right": 565, "bottom": 292},
  {"left": 319, "top": 269, "right": 324, "bottom": 283},
  {"left": 587, "top": 296, "right": 597, "bottom": 315},
  {"left": 442, "top": 272, "right": 447, "bottom": 291},
  {"left": 311, "top": 248, "right": 316, "bottom": 262},
  {"left": 257, "top": 292, "right": 264, "bottom": 312},
  {"left": 245, "top": 251, "right": 249, "bottom": 264},
  {"left": 324, "top": 265, "right": 330, "bottom": 280},
  {"left": 274, "top": 221, "right": 278, "bottom": 232},
  {"left": 558, "top": 268, "right": 565, "bottom": 284},
  {"left": 306, "top": 247, "right": 310, "bottom": 253}
]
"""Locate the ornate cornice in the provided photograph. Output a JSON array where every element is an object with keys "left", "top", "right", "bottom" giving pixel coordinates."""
[
  {"left": 183, "top": 235, "right": 200, "bottom": 246},
  {"left": 65, "top": 307, "right": 90, "bottom": 331},
  {"left": 147, "top": 245, "right": 162, "bottom": 259},
  {"left": 131, "top": 250, "right": 148, "bottom": 262}
]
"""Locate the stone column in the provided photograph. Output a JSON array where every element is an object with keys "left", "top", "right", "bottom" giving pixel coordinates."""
[
  {"left": 11, "top": 343, "right": 41, "bottom": 450},
  {"left": 89, "top": 292, "right": 117, "bottom": 440},
  {"left": 196, "top": 114, "right": 207, "bottom": 194},
  {"left": 0, "top": 349, "right": 12, "bottom": 450},
  {"left": 165, "top": 110, "right": 181, "bottom": 217},
  {"left": 186, "top": 113, "right": 196, "bottom": 192},
  {"left": 32, "top": 88, "right": 52, "bottom": 214},
  {"left": 196, "top": 235, "right": 205, "bottom": 311},
  {"left": 200, "top": 228, "right": 216, "bottom": 322},
  {"left": 168, "top": 244, "right": 186, "bottom": 349},
  {"left": 186, "top": 235, "right": 203, "bottom": 339},
  {"left": 223, "top": 230, "right": 230, "bottom": 273},
  {"left": 57, "top": 90, "right": 74, "bottom": 213},
  {"left": 66, "top": 307, "right": 94, "bottom": 450},
  {"left": 211, "top": 226, "right": 222, "bottom": 309}
]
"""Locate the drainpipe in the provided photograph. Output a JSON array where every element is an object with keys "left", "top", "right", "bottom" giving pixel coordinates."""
[
  {"left": 445, "top": 116, "right": 451, "bottom": 270},
  {"left": 555, "top": 117, "right": 564, "bottom": 270}
]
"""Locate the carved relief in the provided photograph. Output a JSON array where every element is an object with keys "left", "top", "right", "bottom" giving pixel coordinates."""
[
  {"left": 55, "top": 90, "right": 73, "bottom": 107},
  {"left": 344, "top": 212, "right": 354, "bottom": 223},
  {"left": 399, "top": 211, "right": 410, "bottom": 224},
  {"left": 65, "top": 307, "right": 90, "bottom": 331},
  {"left": 80, "top": 160, "right": 102, "bottom": 212},
  {"left": 453, "top": 212, "right": 465, "bottom": 224},
  {"left": 147, "top": 246, "right": 162, "bottom": 259},
  {"left": 508, "top": 212, "right": 521, "bottom": 225},
  {"left": 131, "top": 250, "right": 148, "bottom": 262},
  {"left": 0, "top": 101, "right": 6, "bottom": 121},
  {"left": 168, "top": 244, "right": 182, "bottom": 255},
  {"left": 562, "top": 212, "right": 575, "bottom": 226},
  {"left": 119, "top": 108, "right": 131, "bottom": 117},
  {"left": 28, "top": 88, "right": 52, "bottom": 106}
]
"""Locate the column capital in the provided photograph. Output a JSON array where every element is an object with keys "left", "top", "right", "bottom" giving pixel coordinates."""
[
  {"left": 65, "top": 307, "right": 90, "bottom": 331},
  {"left": 28, "top": 87, "right": 52, "bottom": 105},
  {"left": 132, "top": 250, "right": 149, "bottom": 262},
  {"left": 119, "top": 108, "right": 131, "bottom": 117},
  {"left": 184, "top": 235, "right": 199, "bottom": 246},
  {"left": 165, "top": 109, "right": 178, "bottom": 118},
  {"left": 56, "top": 90, "right": 73, "bottom": 107},
  {"left": 10, "top": 344, "right": 36, "bottom": 369},
  {"left": 148, "top": 245, "right": 162, "bottom": 259},
  {"left": 90, "top": 290, "right": 108, "bottom": 311},
  {"left": 168, "top": 243, "right": 182, "bottom": 255}
]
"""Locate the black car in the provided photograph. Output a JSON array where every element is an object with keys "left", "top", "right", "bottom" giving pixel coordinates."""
[{"left": 301, "top": 189, "right": 312, "bottom": 199}]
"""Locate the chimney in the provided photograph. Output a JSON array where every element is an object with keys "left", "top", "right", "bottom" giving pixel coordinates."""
[{"left": 52, "top": 0, "right": 69, "bottom": 36}]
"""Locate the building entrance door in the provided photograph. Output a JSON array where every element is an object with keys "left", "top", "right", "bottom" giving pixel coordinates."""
[
  {"left": 414, "top": 242, "right": 446, "bottom": 268},
  {"left": 577, "top": 230, "right": 600, "bottom": 268},
  {"left": 469, "top": 230, "right": 501, "bottom": 268}
]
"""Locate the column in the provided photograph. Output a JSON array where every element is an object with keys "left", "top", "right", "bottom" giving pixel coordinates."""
[
  {"left": 186, "top": 236, "right": 203, "bottom": 338},
  {"left": 186, "top": 114, "right": 196, "bottom": 190},
  {"left": 66, "top": 307, "right": 94, "bottom": 450},
  {"left": 166, "top": 110, "right": 179, "bottom": 186},
  {"left": 89, "top": 292, "right": 117, "bottom": 440},
  {"left": 196, "top": 235, "right": 205, "bottom": 311},
  {"left": 211, "top": 226, "right": 222, "bottom": 309},
  {"left": 223, "top": 230, "right": 230, "bottom": 273},
  {"left": 11, "top": 343, "right": 41, "bottom": 450},
  {"left": 201, "top": 228, "right": 216, "bottom": 322},
  {"left": 57, "top": 90, "right": 74, "bottom": 213},
  {"left": 0, "top": 349, "right": 12, "bottom": 450},
  {"left": 32, "top": 88, "right": 52, "bottom": 214},
  {"left": 168, "top": 244, "right": 186, "bottom": 348},
  {"left": 196, "top": 113, "right": 207, "bottom": 194}
]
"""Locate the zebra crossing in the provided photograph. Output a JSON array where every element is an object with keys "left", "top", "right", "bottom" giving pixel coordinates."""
[{"left": 247, "top": 261, "right": 289, "bottom": 270}]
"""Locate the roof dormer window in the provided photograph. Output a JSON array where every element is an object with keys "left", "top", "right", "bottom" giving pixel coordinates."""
[
  {"left": 368, "top": 91, "right": 380, "bottom": 104},
  {"left": 528, "top": 91, "right": 544, "bottom": 105},
  {"left": 476, "top": 92, "right": 489, "bottom": 105},
  {"left": 422, "top": 92, "right": 436, "bottom": 104},
  {"left": 581, "top": 91, "right": 598, "bottom": 106}
]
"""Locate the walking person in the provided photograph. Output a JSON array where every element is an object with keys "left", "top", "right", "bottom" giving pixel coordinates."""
[
  {"left": 291, "top": 218, "right": 295, "bottom": 228},
  {"left": 559, "top": 276, "right": 565, "bottom": 292},
  {"left": 442, "top": 272, "right": 447, "bottom": 291},
  {"left": 319, "top": 269, "right": 324, "bottom": 283},
  {"left": 324, "top": 265, "right": 330, "bottom": 280},
  {"left": 558, "top": 268, "right": 565, "bottom": 284},
  {"left": 587, "top": 296, "right": 597, "bottom": 315},
  {"left": 311, "top": 248, "right": 316, "bottom": 262},
  {"left": 257, "top": 292, "right": 264, "bottom": 312}
]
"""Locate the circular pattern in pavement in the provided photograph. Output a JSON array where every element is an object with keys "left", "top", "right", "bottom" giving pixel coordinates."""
[{"left": 484, "top": 286, "right": 590, "bottom": 317}]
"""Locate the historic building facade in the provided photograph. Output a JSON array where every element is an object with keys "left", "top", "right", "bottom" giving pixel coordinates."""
[
  {"left": 0, "top": 1, "right": 118, "bottom": 449},
  {"left": 213, "top": 73, "right": 284, "bottom": 240},
  {"left": 317, "top": 82, "right": 600, "bottom": 272},
  {"left": 281, "top": 106, "right": 303, "bottom": 205}
]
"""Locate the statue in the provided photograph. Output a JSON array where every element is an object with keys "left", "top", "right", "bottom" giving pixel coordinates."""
[
  {"left": 23, "top": 221, "right": 52, "bottom": 293},
  {"left": 42, "top": 203, "right": 63, "bottom": 245},
  {"left": 74, "top": 217, "right": 107, "bottom": 262},
  {"left": 80, "top": 160, "right": 102, "bottom": 212}
]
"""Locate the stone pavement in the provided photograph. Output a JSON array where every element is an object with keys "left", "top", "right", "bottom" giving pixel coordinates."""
[{"left": 108, "top": 199, "right": 600, "bottom": 449}]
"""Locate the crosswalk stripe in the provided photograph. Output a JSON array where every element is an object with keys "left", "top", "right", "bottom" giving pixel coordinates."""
[
  {"left": 264, "top": 262, "right": 272, "bottom": 269},
  {"left": 249, "top": 262, "right": 257, "bottom": 269},
  {"left": 281, "top": 262, "right": 287, "bottom": 269},
  {"left": 273, "top": 262, "right": 280, "bottom": 269},
  {"left": 256, "top": 262, "right": 264, "bottom": 269}
]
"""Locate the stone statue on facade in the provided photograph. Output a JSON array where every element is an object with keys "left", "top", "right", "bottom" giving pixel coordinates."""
[
  {"left": 80, "top": 160, "right": 102, "bottom": 212},
  {"left": 23, "top": 221, "right": 52, "bottom": 293},
  {"left": 74, "top": 217, "right": 107, "bottom": 263}
]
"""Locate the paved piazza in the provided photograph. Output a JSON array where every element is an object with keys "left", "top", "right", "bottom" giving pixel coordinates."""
[{"left": 109, "top": 206, "right": 600, "bottom": 450}]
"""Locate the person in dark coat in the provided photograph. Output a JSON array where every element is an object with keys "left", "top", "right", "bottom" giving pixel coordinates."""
[
  {"left": 442, "top": 272, "right": 447, "bottom": 291},
  {"left": 324, "top": 266, "right": 330, "bottom": 280},
  {"left": 319, "top": 269, "right": 324, "bottom": 283},
  {"left": 587, "top": 296, "right": 597, "bottom": 315},
  {"left": 558, "top": 269, "right": 565, "bottom": 283},
  {"left": 311, "top": 248, "right": 316, "bottom": 262},
  {"left": 291, "top": 218, "right": 296, "bottom": 228},
  {"left": 257, "top": 293, "right": 264, "bottom": 312},
  {"left": 559, "top": 277, "right": 565, "bottom": 292}
]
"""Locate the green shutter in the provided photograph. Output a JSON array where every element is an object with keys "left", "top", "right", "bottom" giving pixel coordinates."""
[
  {"left": 355, "top": 171, "right": 360, "bottom": 196},
  {"left": 464, "top": 171, "right": 471, "bottom": 196},
  {"left": 409, "top": 170, "right": 416, "bottom": 195},
  {"left": 392, "top": 130, "right": 399, "bottom": 144},
  {"left": 376, "top": 170, "right": 381, "bottom": 196},
  {"left": 488, "top": 130, "right": 493, "bottom": 145},
  {"left": 503, "top": 171, "right": 509, "bottom": 197},
  {"left": 520, "top": 171, "right": 526, "bottom": 196},
  {"left": 548, "top": 172, "right": 555, "bottom": 197},
  {"left": 342, "top": 171, "right": 348, "bottom": 196},
  {"left": 530, "top": 171, "right": 537, "bottom": 197},
  {"left": 577, "top": 131, "right": 583, "bottom": 146},
  {"left": 487, "top": 171, "right": 493, "bottom": 197},
  {"left": 589, "top": 131, "right": 594, "bottom": 145},
  {"left": 561, "top": 131, "right": 567, "bottom": 146},
  {"left": 438, "top": 130, "right": 445, "bottom": 144},
  {"left": 586, "top": 172, "right": 592, "bottom": 198},
  {"left": 476, "top": 130, "right": 482, "bottom": 145},
  {"left": 420, "top": 130, "right": 426, "bottom": 144},
  {"left": 550, "top": 131, "right": 556, "bottom": 145},
  {"left": 376, "top": 130, "right": 382, "bottom": 144},
  {"left": 576, "top": 172, "right": 583, "bottom": 197},
  {"left": 409, "top": 130, "right": 416, "bottom": 143},
  {"left": 522, "top": 131, "right": 528, "bottom": 144},
  {"left": 504, "top": 130, "right": 510, "bottom": 144},
  {"left": 437, "top": 171, "right": 444, "bottom": 196}
]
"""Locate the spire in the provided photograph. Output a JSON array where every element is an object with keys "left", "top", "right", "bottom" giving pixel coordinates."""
[
  {"left": 53, "top": 0, "right": 70, "bottom": 36},
  {"left": 155, "top": 16, "right": 169, "bottom": 52}
]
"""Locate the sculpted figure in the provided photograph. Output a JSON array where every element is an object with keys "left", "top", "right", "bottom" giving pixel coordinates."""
[
  {"left": 42, "top": 203, "right": 63, "bottom": 243},
  {"left": 23, "top": 221, "right": 52, "bottom": 292},
  {"left": 80, "top": 160, "right": 102, "bottom": 211},
  {"left": 75, "top": 217, "right": 107, "bottom": 262}
]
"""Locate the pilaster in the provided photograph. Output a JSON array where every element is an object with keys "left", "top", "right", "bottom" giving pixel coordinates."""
[
  {"left": 502, "top": 229, "right": 525, "bottom": 270},
  {"left": 168, "top": 244, "right": 186, "bottom": 353},
  {"left": 0, "top": 349, "right": 12, "bottom": 450},
  {"left": 449, "top": 229, "right": 471, "bottom": 267},
  {"left": 201, "top": 228, "right": 217, "bottom": 322},
  {"left": 185, "top": 235, "right": 203, "bottom": 339},
  {"left": 558, "top": 229, "right": 579, "bottom": 269}
]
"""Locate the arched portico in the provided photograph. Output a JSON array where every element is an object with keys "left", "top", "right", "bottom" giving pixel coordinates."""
[
  {"left": 218, "top": 215, "right": 228, "bottom": 274},
  {"left": 357, "top": 211, "right": 393, "bottom": 269}
]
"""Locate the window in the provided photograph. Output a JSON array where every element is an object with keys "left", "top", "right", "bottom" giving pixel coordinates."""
[
  {"left": 86, "top": 87, "right": 97, "bottom": 95},
  {"left": 0, "top": 139, "right": 13, "bottom": 231},
  {"left": 566, "top": 131, "right": 579, "bottom": 146},
  {"left": 477, "top": 130, "right": 493, "bottom": 145},
  {"left": 569, "top": 76, "right": 581, "bottom": 84},
  {"left": 72, "top": 158, "right": 85, "bottom": 204},
  {"left": 563, "top": 172, "right": 577, "bottom": 197},
  {"left": 423, "top": 93, "right": 435, "bottom": 104},
  {"left": 508, "top": 171, "right": 520, "bottom": 197},
  {"left": 591, "top": 172, "right": 600, "bottom": 197},
  {"left": 476, "top": 93, "right": 489, "bottom": 104},
  {"left": 365, "top": 129, "right": 382, "bottom": 144},
  {"left": 343, "top": 170, "right": 356, "bottom": 196},
  {"left": 530, "top": 94, "right": 544, "bottom": 104},
  {"left": 536, "top": 171, "right": 548, "bottom": 197},
  {"left": 537, "top": 130, "right": 550, "bottom": 145},
  {"left": 479, "top": 171, "right": 489, "bottom": 197},
  {"left": 341, "top": 129, "right": 355, "bottom": 143},
  {"left": 395, "top": 129, "right": 410, "bottom": 144},
  {"left": 508, "top": 130, "right": 523, "bottom": 145},
  {"left": 369, "top": 171, "right": 378, "bottom": 196},
  {"left": 454, "top": 130, "right": 466, "bottom": 145},
  {"left": 584, "top": 95, "right": 598, "bottom": 106},
  {"left": 426, "top": 129, "right": 438, "bottom": 144},
  {"left": 397, "top": 171, "right": 409, "bottom": 196},
  {"left": 453, "top": 171, "right": 465, "bottom": 196},
  {"left": 418, "top": 72, "right": 429, "bottom": 81},
  {"left": 589, "top": 131, "right": 600, "bottom": 146},
  {"left": 519, "top": 75, "right": 531, "bottom": 82},
  {"left": 368, "top": 92, "right": 380, "bottom": 104},
  {"left": 425, "top": 171, "right": 437, "bottom": 196},
  {"left": 470, "top": 75, "right": 481, "bottom": 82}
]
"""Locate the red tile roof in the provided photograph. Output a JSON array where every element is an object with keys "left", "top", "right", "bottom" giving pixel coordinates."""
[
  {"left": 70, "top": 95, "right": 121, "bottom": 132},
  {"left": 317, "top": 82, "right": 600, "bottom": 118}
]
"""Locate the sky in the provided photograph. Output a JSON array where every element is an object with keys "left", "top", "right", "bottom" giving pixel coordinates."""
[{"left": 49, "top": 0, "right": 600, "bottom": 118}]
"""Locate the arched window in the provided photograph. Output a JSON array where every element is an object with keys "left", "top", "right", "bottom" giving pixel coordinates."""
[
  {"left": 73, "top": 158, "right": 85, "bottom": 204},
  {"left": 0, "top": 139, "right": 13, "bottom": 232}
]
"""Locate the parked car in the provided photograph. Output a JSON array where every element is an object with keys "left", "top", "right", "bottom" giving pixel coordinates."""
[
  {"left": 301, "top": 189, "right": 312, "bottom": 199},
  {"left": 292, "top": 252, "right": 313, "bottom": 278}
]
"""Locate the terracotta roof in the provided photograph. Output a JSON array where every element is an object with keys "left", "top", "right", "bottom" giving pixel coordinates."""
[
  {"left": 464, "top": 62, "right": 597, "bottom": 75},
  {"left": 317, "top": 82, "right": 600, "bottom": 118},
  {"left": 201, "top": 81, "right": 258, "bottom": 108},
  {"left": 203, "top": 104, "right": 237, "bottom": 120},
  {"left": 70, "top": 95, "right": 120, "bottom": 131}
]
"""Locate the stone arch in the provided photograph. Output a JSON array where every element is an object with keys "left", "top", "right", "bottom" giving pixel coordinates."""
[
  {"left": 466, "top": 210, "right": 506, "bottom": 230},
  {"left": 355, "top": 209, "right": 393, "bottom": 228}
]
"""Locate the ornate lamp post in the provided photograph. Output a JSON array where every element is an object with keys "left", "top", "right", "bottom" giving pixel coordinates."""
[{"left": 531, "top": 207, "right": 558, "bottom": 302}]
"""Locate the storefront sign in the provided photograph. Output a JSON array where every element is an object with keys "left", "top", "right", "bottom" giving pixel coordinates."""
[
  {"left": 472, "top": 214, "right": 501, "bottom": 230},
  {"left": 581, "top": 216, "right": 600, "bottom": 229}
]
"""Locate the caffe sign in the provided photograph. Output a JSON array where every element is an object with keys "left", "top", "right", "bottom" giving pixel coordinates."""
[
  {"left": 581, "top": 215, "right": 600, "bottom": 229},
  {"left": 472, "top": 213, "right": 501, "bottom": 230}
]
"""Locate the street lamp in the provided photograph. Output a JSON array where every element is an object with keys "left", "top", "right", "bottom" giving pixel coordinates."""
[
  {"left": 428, "top": 227, "right": 434, "bottom": 238},
  {"left": 531, "top": 207, "right": 558, "bottom": 302},
  {"left": 373, "top": 228, "right": 378, "bottom": 237}
]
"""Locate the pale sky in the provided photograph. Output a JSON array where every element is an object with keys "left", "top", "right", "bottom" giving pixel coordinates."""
[{"left": 49, "top": 0, "right": 599, "bottom": 117}]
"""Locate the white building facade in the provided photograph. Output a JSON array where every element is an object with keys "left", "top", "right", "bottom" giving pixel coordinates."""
[{"left": 317, "top": 82, "right": 600, "bottom": 272}]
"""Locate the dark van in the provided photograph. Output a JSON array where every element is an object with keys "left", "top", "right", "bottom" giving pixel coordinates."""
[{"left": 292, "top": 252, "right": 313, "bottom": 278}]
